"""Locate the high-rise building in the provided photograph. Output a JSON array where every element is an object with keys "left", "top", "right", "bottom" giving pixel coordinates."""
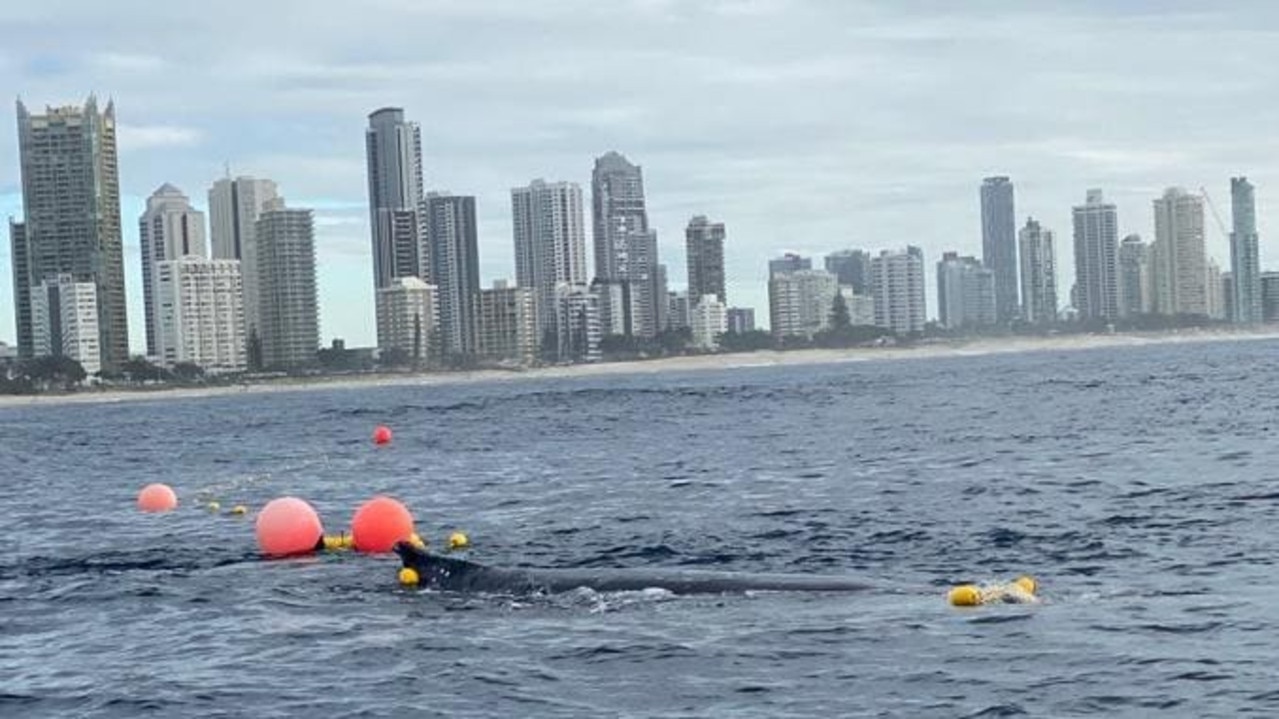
[
  {"left": 981, "top": 176, "right": 1018, "bottom": 322},
  {"left": 1261, "top": 271, "right": 1279, "bottom": 322},
  {"left": 13, "top": 97, "right": 127, "bottom": 370},
  {"left": 666, "top": 291, "right": 692, "bottom": 331},
  {"left": 591, "top": 278, "right": 628, "bottom": 336},
  {"left": 476, "top": 281, "right": 537, "bottom": 366},
  {"left": 592, "top": 151, "right": 660, "bottom": 338},
  {"left": 1151, "top": 188, "right": 1207, "bottom": 316},
  {"left": 840, "top": 288, "right": 875, "bottom": 327},
  {"left": 825, "top": 250, "right": 871, "bottom": 295},
  {"left": 154, "top": 258, "right": 245, "bottom": 373},
  {"left": 366, "top": 108, "right": 425, "bottom": 290},
  {"left": 30, "top": 274, "right": 101, "bottom": 376},
  {"left": 208, "top": 176, "right": 279, "bottom": 349},
  {"left": 1117, "top": 234, "right": 1150, "bottom": 317},
  {"left": 555, "top": 283, "right": 601, "bottom": 363},
  {"left": 1206, "top": 259, "right": 1225, "bottom": 320},
  {"left": 690, "top": 297, "right": 727, "bottom": 351},
  {"left": 686, "top": 216, "right": 726, "bottom": 305},
  {"left": 1230, "top": 177, "right": 1262, "bottom": 324},
  {"left": 936, "top": 252, "right": 996, "bottom": 329},
  {"left": 376, "top": 276, "right": 439, "bottom": 364},
  {"left": 768, "top": 268, "right": 838, "bottom": 340},
  {"left": 1018, "top": 218, "right": 1058, "bottom": 324},
  {"left": 423, "top": 193, "right": 479, "bottom": 357},
  {"left": 9, "top": 221, "right": 30, "bottom": 353},
  {"left": 1072, "top": 189, "right": 1120, "bottom": 321},
  {"left": 769, "top": 253, "right": 811, "bottom": 277},
  {"left": 726, "top": 307, "right": 756, "bottom": 334},
  {"left": 512, "top": 180, "right": 588, "bottom": 343},
  {"left": 870, "top": 246, "right": 927, "bottom": 335},
  {"left": 140, "top": 184, "right": 207, "bottom": 358},
  {"left": 1223, "top": 272, "right": 1236, "bottom": 323},
  {"left": 254, "top": 204, "right": 318, "bottom": 370}
]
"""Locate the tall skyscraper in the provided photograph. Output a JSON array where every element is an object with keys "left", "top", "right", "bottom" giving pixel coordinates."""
[
  {"left": 1151, "top": 187, "right": 1207, "bottom": 316},
  {"left": 980, "top": 176, "right": 1018, "bottom": 322},
  {"left": 1117, "top": 234, "right": 1150, "bottom": 317},
  {"left": 555, "top": 283, "right": 602, "bottom": 363},
  {"left": 1018, "top": 218, "right": 1058, "bottom": 324},
  {"left": 1230, "top": 177, "right": 1262, "bottom": 324},
  {"left": 686, "top": 216, "right": 726, "bottom": 305},
  {"left": 769, "top": 253, "right": 811, "bottom": 277},
  {"left": 366, "top": 108, "right": 426, "bottom": 290},
  {"left": 424, "top": 193, "right": 479, "bottom": 357},
  {"left": 254, "top": 204, "right": 318, "bottom": 370},
  {"left": 591, "top": 151, "right": 660, "bottom": 338},
  {"left": 824, "top": 249, "right": 871, "bottom": 295},
  {"left": 140, "top": 184, "right": 207, "bottom": 358},
  {"left": 511, "top": 180, "right": 589, "bottom": 343},
  {"left": 768, "top": 268, "right": 838, "bottom": 340},
  {"left": 936, "top": 252, "right": 996, "bottom": 329},
  {"left": 870, "top": 247, "right": 927, "bottom": 335},
  {"left": 208, "top": 176, "right": 279, "bottom": 351},
  {"left": 154, "top": 258, "right": 245, "bottom": 373},
  {"left": 13, "top": 97, "right": 127, "bottom": 371},
  {"left": 9, "top": 221, "right": 29, "bottom": 352},
  {"left": 1072, "top": 189, "right": 1120, "bottom": 320}
]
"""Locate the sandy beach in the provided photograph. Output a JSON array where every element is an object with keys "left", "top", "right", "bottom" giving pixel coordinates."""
[{"left": 1, "top": 328, "right": 1276, "bottom": 410}]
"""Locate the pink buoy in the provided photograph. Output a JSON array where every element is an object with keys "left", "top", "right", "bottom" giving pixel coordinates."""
[
  {"left": 255, "top": 497, "right": 324, "bottom": 557},
  {"left": 372, "top": 425, "right": 393, "bottom": 446},
  {"left": 137, "top": 483, "right": 178, "bottom": 513},
  {"left": 351, "top": 496, "right": 415, "bottom": 553}
]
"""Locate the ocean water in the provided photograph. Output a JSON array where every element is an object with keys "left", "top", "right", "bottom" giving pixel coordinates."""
[{"left": 2, "top": 339, "right": 1279, "bottom": 718}]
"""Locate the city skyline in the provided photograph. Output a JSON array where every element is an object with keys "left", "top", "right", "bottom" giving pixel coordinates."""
[{"left": 0, "top": 3, "right": 1277, "bottom": 348}]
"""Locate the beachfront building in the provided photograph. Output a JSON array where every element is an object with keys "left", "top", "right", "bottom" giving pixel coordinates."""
[
  {"left": 726, "top": 307, "right": 756, "bottom": 334},
  {"left": 13, "top": 97, "right": 127, "bottom": 370},
  {"left": 1206, "top": 260, "right": 1225, "bottom": 320},
  {"left": 870, "top": 246, "right": 926, "bottom": 335},
  {"left": 690, "top": 297, "right": 727, "bottom": 351},
  {"left": 769, "top": 268, "right": 838, "bottom": 341},
  {"left": 140, "top": 184, "right": 207, "bottom": 358},
  {"left": 366, "top": 108, "right": 427, "bottom": 343},
  {"left": 1261, "top": 272, "right": 1279, "bottom": 322},
  {"left": 981, "top": 176, "right": 1018, "bottom": 322},
  {"left": 769, "top": 252, "right": 811, "bottom": 278},
  {"left": 1230, "top": 177, "right": 1262, "bottom": 324},
  {"left": 554, "top": 283, "right": 601, "bottom": 363},
  {"left": 592, "top": 151, "right": 660, "bottom": 338},
  {"left": 255, "top": 203, "right": 318, "bottom": 370},
  {"left": 686, "top": 216, "right": 726, "bottom": 305},
  {"left": 936, "top": 252, "right": 996, "bottom": 330},
  {"left": 512, "top": 179, "right": 589, "bottom": 346},
  {"left": 476, "top": 281, "right": 538, "bottom": 366},
  {"left": 666, "top": 291, "right": 692, "bottom": 331},
  {"left": 424, "top": 193, "right": 480, "bottom": 357},
  {"left": 1117, "top": 234, "right": 1150, "bottom": 317},
  {"left": 840, "top": 286, "right": 875, "bottom": 326},
  {"left": 154, "top": 258, "right": 246, "bottom": 373},
  {"left": 376, "top": 276, "right": 439, "bottom": 365},
  {"left": 1072, "top": 189, "right": 1120, "bottom": 321},
  {"left": 1018, "top": 218, "right": 1058, "bottom": 324},
  {"left": 825, "top": 249, "right": 872, "bottom": 295},
  {"left": 1151, "top": 187, "right": 1207, "bottom": 317},
  {"left": 30, "top": 274, "right": 101, "bottom": 376},
  {"left": 208, "top": 176, "right": 279, "bottom": 355}
]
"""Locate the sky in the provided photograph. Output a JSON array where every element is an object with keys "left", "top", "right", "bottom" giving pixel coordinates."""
[{"left": 1, "top": 0, "right": 1278, "bottom": 350}]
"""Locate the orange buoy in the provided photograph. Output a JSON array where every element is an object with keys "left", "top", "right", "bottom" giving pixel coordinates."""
[
  {"left": 137, "top": 483, "right": 178, "bottom": 513},
  {"left": 255, "top": 497, "right": 324, "bottom": 557},
  {"left": 372, "top": 425, "right": 393, "bottom": 446},
  {"left": 351, "top": 495, "right": 415, "bottom": 553}
]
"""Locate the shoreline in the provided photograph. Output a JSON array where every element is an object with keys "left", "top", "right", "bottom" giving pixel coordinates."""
[{"left": 1, "top": 328, "right": 1276, "bottom": 410}]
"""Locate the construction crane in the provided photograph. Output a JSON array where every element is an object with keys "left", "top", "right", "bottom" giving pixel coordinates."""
[{"left": 1200, "top": 186, "right": 1230, "bottom": 242}]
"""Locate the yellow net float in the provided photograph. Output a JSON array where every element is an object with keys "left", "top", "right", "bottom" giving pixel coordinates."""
[{"left": 948, "top": 575, "right": 1039, "bottom": 606}]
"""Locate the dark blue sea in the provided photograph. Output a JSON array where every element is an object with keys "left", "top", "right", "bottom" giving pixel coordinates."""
[{"left": 3, "top": 339, "right": 1279, "bottom": 718}]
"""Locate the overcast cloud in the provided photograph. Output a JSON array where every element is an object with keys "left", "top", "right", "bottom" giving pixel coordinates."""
[{"left": 1, "top": 0, "right": 1278, "bottom": 348}]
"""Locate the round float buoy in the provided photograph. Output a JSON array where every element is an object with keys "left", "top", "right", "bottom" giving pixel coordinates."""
[
  {"left": 1014, "top": 575, "right": 1037, "bottom": 595},
  {"left": 398, "top": 567, "right": 420, "bottom": 586},
  {"left": 255, "top": 497, "right": 324, "bottom": 557},
  {"left": 137, "top": 483, "right": 178, "bottom": 513},
  {"left": 448, "top": 531, "right": 469, "bottom": 550},
  {"left": 351, "top": 495, "right": 414, "bottom": 553},
  {"left": 948, "top": 585, "right": 982, "bottom": 607},
  {"left": 372, "top": 425, "right": 393, "bottom": 446}
]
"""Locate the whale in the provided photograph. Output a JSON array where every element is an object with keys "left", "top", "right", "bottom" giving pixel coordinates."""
[{"left": 394, "top": 542, "right": 872, "bottom": 595}]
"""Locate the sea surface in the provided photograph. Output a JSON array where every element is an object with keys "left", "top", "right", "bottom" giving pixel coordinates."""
[{"left": 2, "top": 339, "right": 1279, "bottom": 718}]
